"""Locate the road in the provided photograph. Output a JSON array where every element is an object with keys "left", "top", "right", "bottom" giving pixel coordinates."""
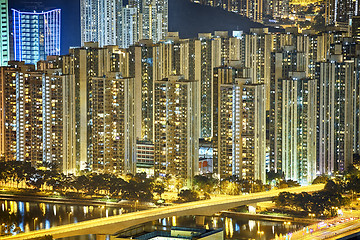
[
  {"left": 1, "top": 184, "right": 324, "bottom": 240},
  {"left": 277, "top": 214, "right": 360, "bottom": 239},
  {"left": 294, "top": 219, "right": 360, "bottom": 240}
]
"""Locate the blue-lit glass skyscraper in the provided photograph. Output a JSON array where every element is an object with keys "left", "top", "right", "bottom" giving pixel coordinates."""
[{"left": 12, "top": 9, "right": 61, "bottom": 65}]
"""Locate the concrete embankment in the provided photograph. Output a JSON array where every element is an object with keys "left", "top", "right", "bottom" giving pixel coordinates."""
[
  {"left": 221, "top": 211, "right": 320, "bottom": 224},
  {"left": 0, "top": 193, "right": 156, "bottom": 209}
]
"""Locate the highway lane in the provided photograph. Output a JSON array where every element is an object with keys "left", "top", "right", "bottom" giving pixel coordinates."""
[
  {"left": 294, "top": 220, "right": 360, "bottom": 240},
  {"left": 1, "top": 184, "right": 324, "bottom": 240},
  {"left": 278, "top": 217, "right": 360, "bottom": 239},
  {"left": 326, "top": 222, "right": 360, "bottom": 239}
]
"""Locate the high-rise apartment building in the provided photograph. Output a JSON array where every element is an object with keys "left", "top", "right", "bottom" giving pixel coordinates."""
[
  {"left": 271, "top": 0, "right": 289, "bottom": 19},
  {"left": 80, "top": 0, "right": 122, "bottom": 47},
  {"left": 90, "top": 75, "right": 136, "bottom": 174},
  {"left": 354, "top": 58, "right": 360, "bottom": 156},
  {"left": 3, "top": 28, "right": 360, "bottom": 185},
  {"left": 237, "top": 80, "right": 266, "bottom": 182},
  {"left": 246, "top": 0, "right": 263, "bottom": 22},
  {"left": 191, "top": 31, "right": 242, "bottom": 139},
  {"left": 269, "top": 46, "right": 307, "bottom": 172},
  {"left": 129, "top": 40, "right": 158, "bottom": 142},
  {"left": 66, "top": 43, "right": 130, "bottom": 173},
  {"left": 0, "top": 64, "right": 21, "bottom": 162},
  {"left": 12, "top": 9, "right": 61, "bottom": 65},
  {"left": 0, "top": 0, "right": 9, "bottom": 66},
  {"left": 40, "top": 45, "right": 132, "bottom": 175},
  {"left": 14, "top": 68, "right": 44, "bottom": 165},
  {"left": 212, "top": 66, "right": 239, "bottom": 179},
  {"left": 195, "top": 34, "right": 213, "bottom": 138},
  {"left": 0, "top": 62, "right": 66, "bottom": 169},
  {"left": 56, "top": 72, "right": 77, "bottom": 175},
  {"left": 154, "top": 76, "right": 199, "bottom": 185},
  {"left": 317, "top": 59, "right": 355, "bottom": 174},
  {"left": 245, "top": 28, "right": 272, "bottom": 109},
  {"left": 35, "top": 58, "right": 78, "bottom": 175},
  {"left": 212, "top": 66, "right": 266, "bottom": 182},
  {"left": 141, "top": 0, "right": 168, "bottom": 43},
  {"left": 276, "top": 72, "right": 317, "bottom": 185},
  {"left": 352, "top": 16, "right": 360, "bottom": 43},
  {"left": 81, "top": 0, "right": 168, "bottom": 47},
  {"left": 120, "top": 6, "right": 138, "bottom": 48},
  {"left": 190, "top": 0, "right": 262, "bottom": 22},
  {"left": 325, "top": 0, "right": 360, "bottom": 25}
]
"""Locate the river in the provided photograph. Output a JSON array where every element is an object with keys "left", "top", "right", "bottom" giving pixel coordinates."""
[{"left": 0, "top": 199, "right": 307, "bottom": 239}]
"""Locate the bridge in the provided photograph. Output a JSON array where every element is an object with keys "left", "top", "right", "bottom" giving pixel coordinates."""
[{"left": 2, "top": 184, "right": 324, "bottom": 240}]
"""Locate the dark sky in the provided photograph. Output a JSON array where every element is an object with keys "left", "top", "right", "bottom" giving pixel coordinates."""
[{"left": 10, "top": 0, "right": 81, "bottom": 54}]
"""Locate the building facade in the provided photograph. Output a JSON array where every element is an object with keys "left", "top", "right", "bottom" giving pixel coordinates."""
[
  {"left": 317, "top": 59, "right": 355, "bottom": 174},
  {"left": 276, "top": 73, "right": 317, "bottom": 185},
  {"left": 154, "top": 76, "right": 199, "bottom": 185},
  {"left": 80, "top": 0, "right": 122, "bottom": 47},
  {"left": 0, "top": 62, "right": 66, "bottom": 169},
  {"left": 81, "top": 0, "right": 168, "bottom": 47},
  {"left": 12, "top": 9, "right": 61, "bottom": 65}
]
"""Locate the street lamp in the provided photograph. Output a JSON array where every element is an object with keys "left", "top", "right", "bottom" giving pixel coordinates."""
[
  {"left": 68, "top": 212, "right": 72, "bottom": 223},
  {"left": 33, "top": 217, "right": 38, "bottom": 230},
  {"left": 135, "top": 200, "right": 139, "bottom": 211}
]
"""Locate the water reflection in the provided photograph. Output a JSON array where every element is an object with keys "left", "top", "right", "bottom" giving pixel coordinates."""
[
  {"left": 0, "top": 200, "right": 123, "bottom": 236},
  {"left": 150, "top": 215, "right": 305, "bottom": 240},
  {"left": 0, "top": 200, "right": 307, "bottom": 240}
]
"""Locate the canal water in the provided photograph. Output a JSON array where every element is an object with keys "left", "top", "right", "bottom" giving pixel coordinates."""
[{"left": 0, "top": 200, "right": 306, "bottom": 239}]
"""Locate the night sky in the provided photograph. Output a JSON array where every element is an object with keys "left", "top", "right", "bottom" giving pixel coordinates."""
[{"left": 10, "top": 0, "right": 81, "bottom": 55}]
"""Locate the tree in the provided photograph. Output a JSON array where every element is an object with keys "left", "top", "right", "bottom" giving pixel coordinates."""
[
  {"left": 353, "top": 154, "right": 360, "bottom": 167},
  {"left": 344, "top": 164, "right": 360, "bottom": 178},
  {"left": 153, "top": 179, "right": 166, "bottom": 198},
  {"left": 220, "top": 181, "right": 241, "bottom": 195},
  {"left": 90, "top": 173, "right": 111, "bottom": 194},
  {"left": 278, "top": 182, "right": 288, "bottom": 189},
  {"left": 346, "top": 175, "right": 360, "bottom": 194},
  {"left": 312, "top": 175, "right": 329, "bottom": 184},
  {"left": 193, "top": 175, "right": 218, "bottom": 193},
  {"left": 59, "top": 174, "right": 74, "bottom": 194},
  {"left": 108, "top": 176, "right": 126, "bottom": 197},
  {"left": 309, "top": 190, "right": 348, "bottom": 217},
  {"left": 13, "top": 161, "right": 33, "bottom": 188},
  {"left": 285, "top": 180, "right": 300, "bottom": 188},
  {"left": 239, "top": 179, "right": 252, "bottom": 193},
  {"left": 273, "top": 192, "right": 293, "bottom": 209},
  {"left": 165, "top": 175, "right": 186, "bottom": 193},
  {"left": 44, "top": 171, "right": 66, "bottom": 192},
  {"left": 27, "top": 169, "right": 47, "bottom": 190},
  {"left": 274, "top": 189, "right": 350, "bottom": 217},
  {"left": 178, "top": 189, "right": 199, "bottom": 202},
  {"left": 324, "top": 180, "right": 342, "bottom": 194},
  {"left": 253, "top": 180, "right": 265, "bottom": 193},
  {"left": 266, "top": 170, "right": 283, "bottom": 182},
  {"left": 174, "top": 178, "right": 186, "bottom": 194},
  {"left": 121, "top": 179, "right": 140, "bottom": 200},
  {"left": 0, "top": 161, "right": 9, "bottom": 184},
  {"left": 121, "top": 173, "right": 153, "bottom": 201},
  {"left": 134, "top": 173, "right": 154, "bottom": 201},
  {"left": 71, "top": 175, "right": 91, "bottom": 193},
  {"left": 278, "top": 180, "right": 300, "bottom": 189},
  {"left": 294, "top": 192, "right": 312, "bottom": 211}
]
